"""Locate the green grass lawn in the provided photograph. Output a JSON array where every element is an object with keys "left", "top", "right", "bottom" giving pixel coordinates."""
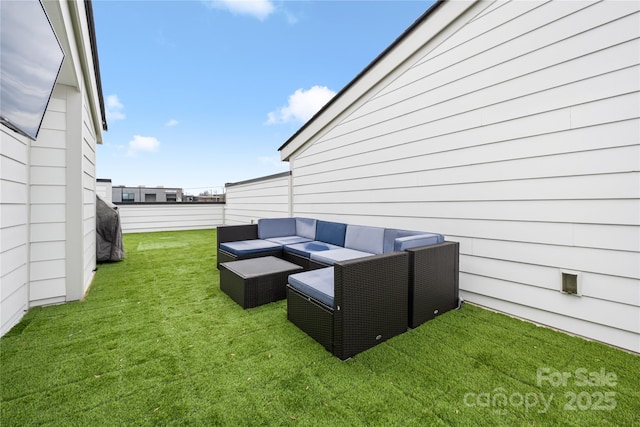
[{"left": 1, "top": 229, "right": 638, "bottom": 426}]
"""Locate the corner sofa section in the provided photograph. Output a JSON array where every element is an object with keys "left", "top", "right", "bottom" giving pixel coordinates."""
[{"left": 216, "top": 217, "right": 459, "bottom": 359}]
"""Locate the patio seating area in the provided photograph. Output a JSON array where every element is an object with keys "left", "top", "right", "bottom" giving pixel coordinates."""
[{"left": 1, "top": 229, "right": 638, "bottom": 426}]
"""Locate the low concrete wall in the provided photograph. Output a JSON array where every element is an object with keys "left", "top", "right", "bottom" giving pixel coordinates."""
[{"left": 116, "top": 203, "right": 224, "bottom": 233}]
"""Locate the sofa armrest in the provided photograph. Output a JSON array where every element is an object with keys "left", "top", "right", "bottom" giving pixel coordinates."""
[
  {"left": 332, "top": 251, "right": 409, "bottom": 360},
  {"left": 217, "top": 224, "right": 258, "bottom": 247},
  {"left": 405, "top": 241, "right": 459, "bottom": 328}
]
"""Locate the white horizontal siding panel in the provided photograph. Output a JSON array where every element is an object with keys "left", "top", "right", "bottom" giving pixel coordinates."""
[
  {"left": 0, "top": 286, "right": 27, "bottom": 335},
  {"left": 30, "top": 147, "right": 65, "bottom": 167},
  {"left": 387, "top": 1, "right": 635, "bottom": 98},
  {"left": 31, "top": 166, "right": 65, "bottom": 186},
  {"left": 482, "top": 66, "right": 639, "bottom": 127},
  {"left": 30, "top": 186, "right": 65, "bottom": 204},
  {"left": 30, "top": 259, "right": 65, "bottom": 282},
  {"left": 30, "top": 223, "right": 65, "bottom": 243},
  {"left": 344, "top": 36, "right": 640, "bottom": 138},
  {"left": 0, "top": 205, "right": 26, "bottom": 228},
  {"left": 30, "top": 241, "right": 65, "bottom": 262},
  {"left": 422, "top": 0, "right": 546, "bottom": 60},
  {"left": 29, "top": 278, "right": 66, "bottom": 302},
  {"left": 0, "top": 265, "right": 27, "bottom": 303},
  {"left": 298, "top": 110, "right": 604, "bottom": 169},
  {"left": 294, "top": 170, "right": 638, "bottom": 202},
  {"left": 371, "top": 3, "right": 638, "bottom": 115},
  {"left": 0, "top": 180, "right": 27, "bottom": 204},
  {"left": 571, "top": 92, "right": 640, "bottom": 128},
  {"left": 463, "top": 292, "right": 639, "bottom": 353},
  {"left": 31, "top": 204, "right": 65, "bottom": 223},
  {"left": 462, "top": 273, "right": 638, "bottom": 334},
  {"left": 1, "top": 156, "right": 28, "bottom": 184},
  {"left": 36, "top": 128, "right": 66, "bottom": 149},
  {"left": 295, "top": 130, "right": 638, "bottom": 185},
  {"left": 471, "top": 239, "right": 639, "bottom": 279},
  {"left": 0, "top": 131, "right": 28, "bottom": 164},
  {"left": 0, "top": 225, "right": 27, "bottom": 254},
  {"left": 461, "top": 255, "right": 640, "bottom": 306},
  {"left": 0, "top": 243, "right": 26, "bottom": 277},
  {"left": 291, "top": 199, "right": 639, "bottom": 228},
  {"left": 40, "top": 110, "right": 65, "bottom": 131},
  {"left": 299, "top": 105, "right": 572, "bottom": 163},
  {"left": 294, "top": 146, "right": 638, "bottom": 192}
]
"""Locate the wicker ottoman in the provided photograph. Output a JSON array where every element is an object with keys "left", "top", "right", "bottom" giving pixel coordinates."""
[{"left": 219, "top": 256, "right": 303, "bottom": 308}]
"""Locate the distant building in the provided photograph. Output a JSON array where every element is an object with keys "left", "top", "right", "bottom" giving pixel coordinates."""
[{"left": 112, "top": 185, "right": 184, "bottom": 203}]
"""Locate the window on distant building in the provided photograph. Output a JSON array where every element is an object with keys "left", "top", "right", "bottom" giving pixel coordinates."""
[
  {"left": 122, "top": 192, "right": 135, "bottom": 202},
  {"left": 166, "top": 193, "right": 177, "bottom": 202},
  {"left": 145, "top": 193, "right": 156, "bottom": 202}
]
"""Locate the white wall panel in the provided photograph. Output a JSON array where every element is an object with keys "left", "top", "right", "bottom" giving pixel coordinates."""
[{"left": 118, "top": 204, "right": 224, "bottom": 233}]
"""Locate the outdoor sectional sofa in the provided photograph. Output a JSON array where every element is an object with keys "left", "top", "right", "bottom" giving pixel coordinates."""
[{"left": 217, "top": 217, "right": 459, "bottom": 360}]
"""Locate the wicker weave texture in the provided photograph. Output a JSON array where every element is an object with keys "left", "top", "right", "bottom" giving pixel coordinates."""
[
  {"left": 407, "top": 241, "right": 459, "bottom": 328},
  {"left": 333, "top": 252, "right": 409, "bottom": 360},
  {"left": 287, "top": 287, "right": 333, "bottom": 351}
]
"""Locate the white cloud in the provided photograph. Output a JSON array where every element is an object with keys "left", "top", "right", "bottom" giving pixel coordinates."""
[
  {"left": 127, "top": 135, "right": 160, "bottom": 157},
  {"left": 105, "top": 94, "right": 125, "bottom": 122},
  {"left": 165, "top": 119, "right": 179, "bottom": 127},
  {"left": 259, "top": 155, "right": 287, "bottom": 169},
  {"left": 204, "top": 0, "right": 274, "bottom": 20},
  {"left": 266, "top": 85, "right": 336, "bottom": 125}
]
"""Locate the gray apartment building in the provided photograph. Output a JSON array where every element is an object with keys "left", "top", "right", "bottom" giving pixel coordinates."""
[{"left": 112, "top": 185, "right": 184, "bottom": 203}]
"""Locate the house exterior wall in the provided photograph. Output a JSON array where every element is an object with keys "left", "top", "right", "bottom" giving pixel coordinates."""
[
  {"left": 117, "top": 203, "right": 224, "bottom": 233},
  {"left": 1, "top": 0, "right": 105, "bottom": 334},
  {"left": 224, "top": 172, "right": 291, "bottom": 225},
  {"left": 0, "top": 129, "right": 30, "bottom": 335},
  {"left": 283, "top": 0, "right": 640, "bottom": 352}
]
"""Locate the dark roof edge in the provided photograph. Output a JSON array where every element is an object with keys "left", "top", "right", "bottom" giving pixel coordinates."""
[
  {"left": 85, "top": 0, "right": 107, "bottom": 131},
  {"left": 278, "top": 0, "right": 444, "bottom": 153},
  {"left": 97, "top": 178, "right": 112, "bottom": 182},
  {"left": 225, "top": 171, "right": 291, "bottom": 188}
]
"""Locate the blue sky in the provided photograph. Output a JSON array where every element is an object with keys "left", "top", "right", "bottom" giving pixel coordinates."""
[{"left": 94, "top": 0, "right": 434, "bottom": 195}]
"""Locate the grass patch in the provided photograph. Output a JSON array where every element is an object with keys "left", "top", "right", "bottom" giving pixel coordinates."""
[{"left": 1, "top": 229, "right": 639, "bottom": 425}]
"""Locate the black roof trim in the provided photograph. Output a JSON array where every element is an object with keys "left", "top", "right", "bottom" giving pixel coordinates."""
[
  {"left": 225, "top": 171, "right": 291, "bottom": 188},
  {"left": 85, "top": 0, "right": 107, "bottom": 131},
  {"left": 278, "top": 0, "right": 444, "bottom": 152}
]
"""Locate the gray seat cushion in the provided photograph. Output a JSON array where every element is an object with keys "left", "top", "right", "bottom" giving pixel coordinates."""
[
  {"left": 288, "top": 267, "right": 335, "bottom": 307},
  {"left": 284, "top": 241, "right": 342, "bottom": 258},
  {"left": 344, "top": 225, "right": 385, "bottom": 254},
  {"left": 219, "top": 239, "right": 282, "bottom": 256},
  {"left": 295, "top": 217, "right": 317, "bottom": 239},
  {"left": 310, "top": 248, "right": 374, "bottom": 265},
  {"left": 258, "top": 218, "right": 296, "bottom": 239}
]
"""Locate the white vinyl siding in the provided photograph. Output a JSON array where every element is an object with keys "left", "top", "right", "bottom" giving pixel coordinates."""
[
  {"left": 224, "top": 173, "right": 291, "bottom": 225},
  {"left": 82, "top": 93, "right": 98, "bottom": 293},
  {"left": 29, "top": 86, "right": 67, "bottom": 307},
  {"left": 118, "top": 204, "right": 224, "bottom": 234},
  {"left": 0, "top": 130, "right": 30, "bottom": 335},
  {"left": 287, "top": 0, "right": 640, "bottom": 352}
]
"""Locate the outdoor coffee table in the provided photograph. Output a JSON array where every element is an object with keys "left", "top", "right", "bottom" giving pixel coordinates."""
[{"left": 219, "top": 256, "right": 303, "bottom": 308}]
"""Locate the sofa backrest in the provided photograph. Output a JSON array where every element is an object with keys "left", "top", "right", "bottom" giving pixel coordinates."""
[
  {"left": 295, "top": 217, "right": 317, "bottom": 240},
  {"left": 344, "top": 225, "right": 385, "bottom": 254},
  {"left": 315, "top": 220, "right": 347, "bottom": 247},
  {"left": 258, "top": 217, "right": 296, "bottom": 239},
  {"left": 383, "top": 229, "right": 444, "bottom": 253}
]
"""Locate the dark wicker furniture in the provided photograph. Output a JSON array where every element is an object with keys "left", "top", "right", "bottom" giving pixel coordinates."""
[
  {"left": 220, "top": 256, "right": 303, "bottom": 308},
  {"left": 407, "top": 241, "right": 460, "bottom": 328},
  {"left": 287, "top": 251, "right": 409, "bottom": 360}
]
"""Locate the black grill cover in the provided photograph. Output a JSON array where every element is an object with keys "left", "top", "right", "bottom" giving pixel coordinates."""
[{"left": 96, "top": 194, "right": 124, "bottom": 262}]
